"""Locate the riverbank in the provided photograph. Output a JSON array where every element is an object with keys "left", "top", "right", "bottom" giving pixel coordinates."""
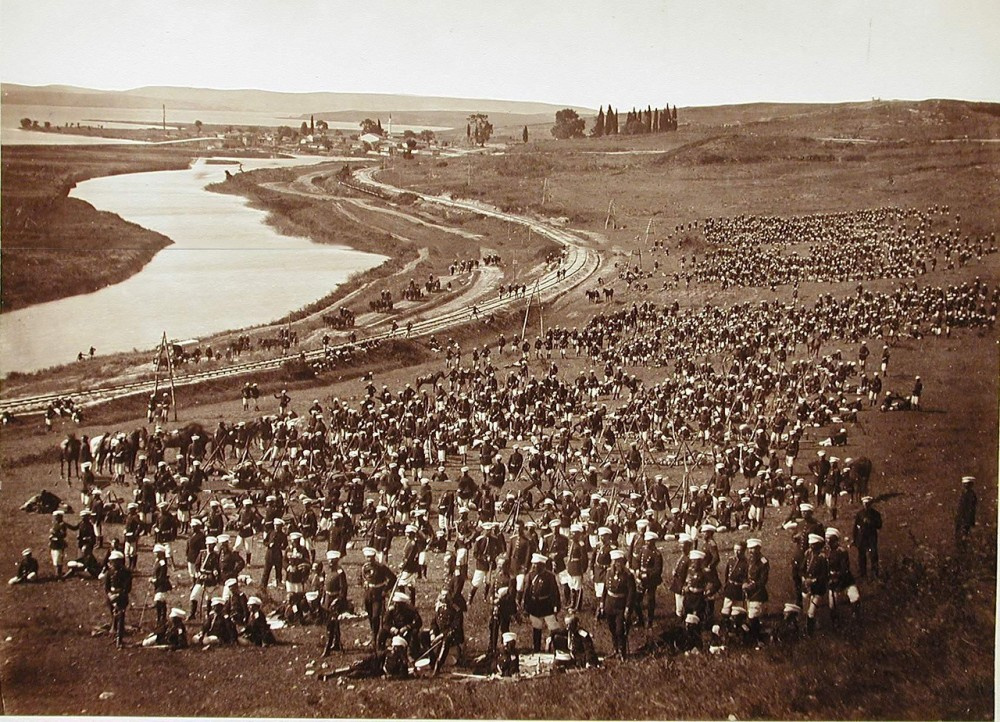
[{"left": 0, "top": 146, "right": 199, "bottom": 310}]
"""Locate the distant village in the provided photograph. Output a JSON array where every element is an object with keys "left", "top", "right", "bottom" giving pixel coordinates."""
[{"left": 17, "top": 114, "right": 448, "bottom": 156}]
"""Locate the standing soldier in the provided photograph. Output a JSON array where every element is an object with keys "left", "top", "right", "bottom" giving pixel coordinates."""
[
  {"left": 590, "top": 527, "right": 614, "bottom": 605},
  {"left": 566, "top": 523, "right": 590, "bottom": 612},
  {"left": 743, "top": 538, "right": 769, "bottom": 646},
  {"left": 322, "top": 550, "right": 348, "bottom": 656},
  {"left": 600, "top": 549, "right": 636, "bottom": 659},
  {"left": 636, "top": 531, "right": 663, "bottom": 628},
  {"left": 469, "top": 523, "right": 503, "bottom": 604},
  {"left": 955, "top": 476, "right": 977, "bottom": 548},
  {"left": 261, "top": 518, "right": 287, "bottom": 589},
  {"left": 185, "top": 518, "right": 206, "bottom": 582},
  {"left": 105, "top": 550, "right": 133, "bottom": 648},
  {"left": 150, "top": 544, "right": 172, "bottom": 629},
  {"left": 852, "top": 496, "right": 882, "bottom": 578},
  {"left": 720, "top": 541, "right": 748, "bottom": 629},
  {"left": 48, "top": 509, "right": 70, "bottom": 579},
  {"left": 825, "top": 528, "right": 860, "bottom": 624},
  {"left": 522, "top": 554, "right": 562, "bottom": 652},
  {"left": 360, "top": 546, "right": 396, "bottom": 645},
  {"left": 189, "top": 535, "right": 220, "bottom": 619},
  {"left": 800, "top": 534, "right": 829, "bottom": 635},
  {"left": 670, "top": 533, "right": 694, "bottom": 618}
]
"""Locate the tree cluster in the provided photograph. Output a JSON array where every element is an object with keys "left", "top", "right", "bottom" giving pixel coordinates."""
[
  {"left": 467, "top": 113, "right": 493, "bottom": 146},
  {"left": 551, "top": 109, "right": 586, "bottom": 139},
  {"left": 590, "top": 104, "right": 678, "bottom": 137}
]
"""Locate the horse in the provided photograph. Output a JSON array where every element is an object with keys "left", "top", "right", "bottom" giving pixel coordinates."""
[
  {"left": 59, "top": 434, "right": 82, "bottom": 479},
  {"left": 416, "top": 370, "right": 446, "bottom": 390},
  {"left": 162, "top": 422, "right": 212, "bottom": 460}
]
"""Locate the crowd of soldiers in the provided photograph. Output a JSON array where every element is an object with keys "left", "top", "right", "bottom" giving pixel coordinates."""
[
  {"left": 691, "top": 207, "right": 997, "bottom": 289},
  {"left": 10, "top": 205, "right": 996, "bottom": 679}
]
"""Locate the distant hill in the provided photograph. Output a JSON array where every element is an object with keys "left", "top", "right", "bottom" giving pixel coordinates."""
[{"left": 1, "top": 83, "right": 594, "bottom": 117}]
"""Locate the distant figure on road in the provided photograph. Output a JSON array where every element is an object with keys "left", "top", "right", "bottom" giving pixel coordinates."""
[{"left": 955, "top": 476, "right": 977, "bottom": 547}]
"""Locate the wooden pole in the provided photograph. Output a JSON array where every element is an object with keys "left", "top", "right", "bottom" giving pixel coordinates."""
[
  {"left": 521, "top": 286, "right": 533, "bottom": 343},
  {"left": 537, "top": 281, "right": 543, "bottom": 337},
  {"left": 164, "top": 334, "right": 178, "bottom": 421}
]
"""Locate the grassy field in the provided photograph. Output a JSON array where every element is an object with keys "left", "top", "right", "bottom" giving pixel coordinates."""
[{"left": 0, "top": 100, "right": 997, "bottom": 718}]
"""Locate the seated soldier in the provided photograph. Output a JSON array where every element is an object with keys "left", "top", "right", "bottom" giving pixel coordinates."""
[{"left": 9, "top": 549, "right": 39, "bottom": 584}]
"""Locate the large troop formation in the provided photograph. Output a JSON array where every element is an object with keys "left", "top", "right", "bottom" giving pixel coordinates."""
[{"left": 10, "top": 204, "right": 996, "bottom": 681}]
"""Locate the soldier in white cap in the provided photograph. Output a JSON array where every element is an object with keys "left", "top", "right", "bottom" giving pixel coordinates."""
[
  {"left": 150, "top": 544, "right": 172, "bottom": 628},
  {"left": 104, "top": 550, "right": 132, "bottom": 648},
  {"left": 955, "top": 476, "right": 977, "bottom": 548},
  {"left": 825, "top": 528, "right": 860, "bottom": 624},
  {"left": 48, "top": 509, "right": 70, "bottom": 579},
  {"left": 636, "top": 531, "right": 663, "bottom": 628},
  {"left": 360, "top": 546, "right": 396, "bottom": 644},
  {"left": 522, "top": 553, "right": 562, "bottom": 652},
  {"left": 9, "top": 549, "right": 39, "bottom": 585},
  {"left": 244, "top": 596, "right": 275, "bottom": 647},
  {"left": 800, "top": 533, "right": 829, "bottom": 635},
  {"left": 565, "top": 523, "right": 590, "bottom": 612},
  {"left": 743, "top": 538, "right": 769, "bottom": 646},
  {"left": 322, "top": 551, "right": 348, "bottom": 656},
  {"left": 669, "top": 534, "right": 694, "bottom": 618},
  {"left": 261, "top": 517, "right": 287, "bottom": 589},
  {"left": 379, "top": 590, "right": 423, "bottom": 653},
  {"left": 852, "top": 495, "right": 882, "bottom": 577},
  {"left": 600, "top": 549, "right": 636, "bottom": 659},
  {"left": 495, "top": 631, "right": 520, "bottom": 676},
  {"left": 720, "top": 541, "right": 748, "bottom": 626}
]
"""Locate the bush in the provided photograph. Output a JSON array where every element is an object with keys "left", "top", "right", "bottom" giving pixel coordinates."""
[{"left": 280, "top": 358, "right": 316, "bottom": 381}]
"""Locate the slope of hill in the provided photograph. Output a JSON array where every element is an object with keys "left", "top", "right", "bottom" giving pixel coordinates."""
[{"left": 1, "top": 83, "right": 594, "bottom": 116}]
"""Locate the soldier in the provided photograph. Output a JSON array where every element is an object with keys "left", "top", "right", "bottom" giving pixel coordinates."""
[
  {"left": 244, "top": 596, "right": 275, "bottom": 647},
  {"left": 261, "top": 517, "right": 287, "bottom": 589},
  {"left": 825, "top": 528, "right": 860, "bottom": 624},
  {"left": 235, "top": 498, "right": 261, "bottom": 567},
  {"left": 185, "top": 518, "right": 206, "bottom": 581},
  {"left": 322, "top": 551, "right": 348, "bottom": 656},
  {"left": 469, "top": 523, "right": 504, "bottom": 604},
  {"left": 800, "top": 534, "right": 829, "bottom": 635},
  {"left": 506, "top": 521, "right": 536, "bottom": 599},
  {"left": 8, "top": 549, "right": 39, "bottom": 585},
  {"left": 720, "top": 541, "right": 748, "bottom": 627},
  {"left": 565, "top": 523, "right": 590, "bottom": 611},
  {"left": 636, "top": 531, "right": 663, "bottom": 628},
  {"left": 561, "top": 613, "right": 600, "bottom": 668},
  {"left": 670, "top": 533, "right": 694, "bottom": 618},
  {"left": 955, "top": 476, "right": 977, "bottom": 548},
  {"left": 522, "top": 554, "right": 562, "bottom": 652},
  {"left": 150, "top": 543, "right": 172, "bottom": 629},
  {"left": 379, "top": 591, "right": 423, "bottom": 653},
  {"left": 104, "top": 550, "right": 132, "bottom": 648},
  {"left": 429, "top": 588, "right": 467, "bottom": 668},
  {"left": 852, "top": 496, "right": 882, "bottom": 578},
  {"left": 600, "top": 549, "right": 636, "bottom": 659},
  {"left": 165, "top": 608, "right": 189, "bottom": 650},
  {"left": 743, "top": 538, "right": 769, "bottom": 646},
  {"left": 283, "top": 533, "right": 311, "bottom": 622},
  {"left": 76, "top": 509, "right": 98, "bottom": 559},
  {"left": 48, "top": 509, "right": 70, "bottom": 579},
  {"left": 488, "top": 583, "right": 518, "bottom": 655},
  {"left": 189, "top": 535, "right": 220, "bottom": 619},
  {"left": 360, "top": 546, "right": 396, "bottom": 644},
  {"left": 196, "top": 597, "right": 237, "bottom": 646},
  {"left": 369, "top": 505, "right": 392, "bottom": 564},
  {"left": 398, "top": 524, "right": 422, "bottom": 600},
  {"left": 123, "top": 502, "right": 141, "bottom": 569},
  {"left": 591, "top": 526, "right": 614, "bottom": 604},
  {"left": 495, "top": 631, "right": 520, "bottom": 677},
  {"left": 682, "top": 549, "right": 708, "bottom": 621}
]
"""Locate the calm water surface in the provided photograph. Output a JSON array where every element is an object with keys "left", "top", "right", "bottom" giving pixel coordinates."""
[{"left": 0, "top": 157, "right": 386, "bottom": 375}]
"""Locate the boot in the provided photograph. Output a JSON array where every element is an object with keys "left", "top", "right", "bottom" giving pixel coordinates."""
[
  {"left": 807, "top": 617, "right": 816, "bottom": 636},
  {"left": 468, "top": 587, "right": 478, "bottom": 605},
  {"left": 55, "top": 565, "right": 63, "bottom": 578},
  {"left": 852, "top": 602, "right": 861, "bottom": 621},
  {"left": 190, "top": 599, "right": 199, "bottom": 619},
  {"left": 532, "top": 629, "right": 542, "bottom": 652}
]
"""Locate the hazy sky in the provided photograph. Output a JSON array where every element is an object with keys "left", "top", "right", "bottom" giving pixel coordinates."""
[{"left": 2, "top": 0, "right": 998, "bottom": 108}]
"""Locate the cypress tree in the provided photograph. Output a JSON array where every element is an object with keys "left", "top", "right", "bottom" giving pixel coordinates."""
[
  {"left": 523, "top": 125, "right": 529, "bottom": 143},
  {"left": 592, "top": 106, "right": 605, "bottom": 137},
  {"left": 376, "top": 118, "right": 383, "bottom": 135},
  {"left": 646, "top": 105, "right": 653, "bottom": 133}
]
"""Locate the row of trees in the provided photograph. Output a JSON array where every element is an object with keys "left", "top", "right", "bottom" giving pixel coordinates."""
[
  {"left": 550, "top": 105, "right": 680, "bottom": 139},
  {"left": 594, "top": 104, "right": 678, "bottom": 136}
]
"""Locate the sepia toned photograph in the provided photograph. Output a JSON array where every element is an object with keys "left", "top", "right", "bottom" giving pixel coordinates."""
[{"left": 0, "top": 1, "right": 997, "bottom": 718}]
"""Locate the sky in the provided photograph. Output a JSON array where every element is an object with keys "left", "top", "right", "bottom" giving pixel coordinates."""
[{"left": 1, "top": 0, "right": 998, "bottom": 108}]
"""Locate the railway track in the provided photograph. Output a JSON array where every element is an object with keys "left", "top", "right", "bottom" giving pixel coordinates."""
[{"left": 0, "top": 167, "right": 600, "bottom": 417}]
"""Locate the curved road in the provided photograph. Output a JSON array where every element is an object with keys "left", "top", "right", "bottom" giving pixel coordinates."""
[{"left": 0, "top": 164, "right": 600, "bottom": 416}]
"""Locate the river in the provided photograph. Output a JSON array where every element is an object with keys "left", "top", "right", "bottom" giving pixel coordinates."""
[{"left": 0, "top": 157, "right": 387, "bottom": 376}]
